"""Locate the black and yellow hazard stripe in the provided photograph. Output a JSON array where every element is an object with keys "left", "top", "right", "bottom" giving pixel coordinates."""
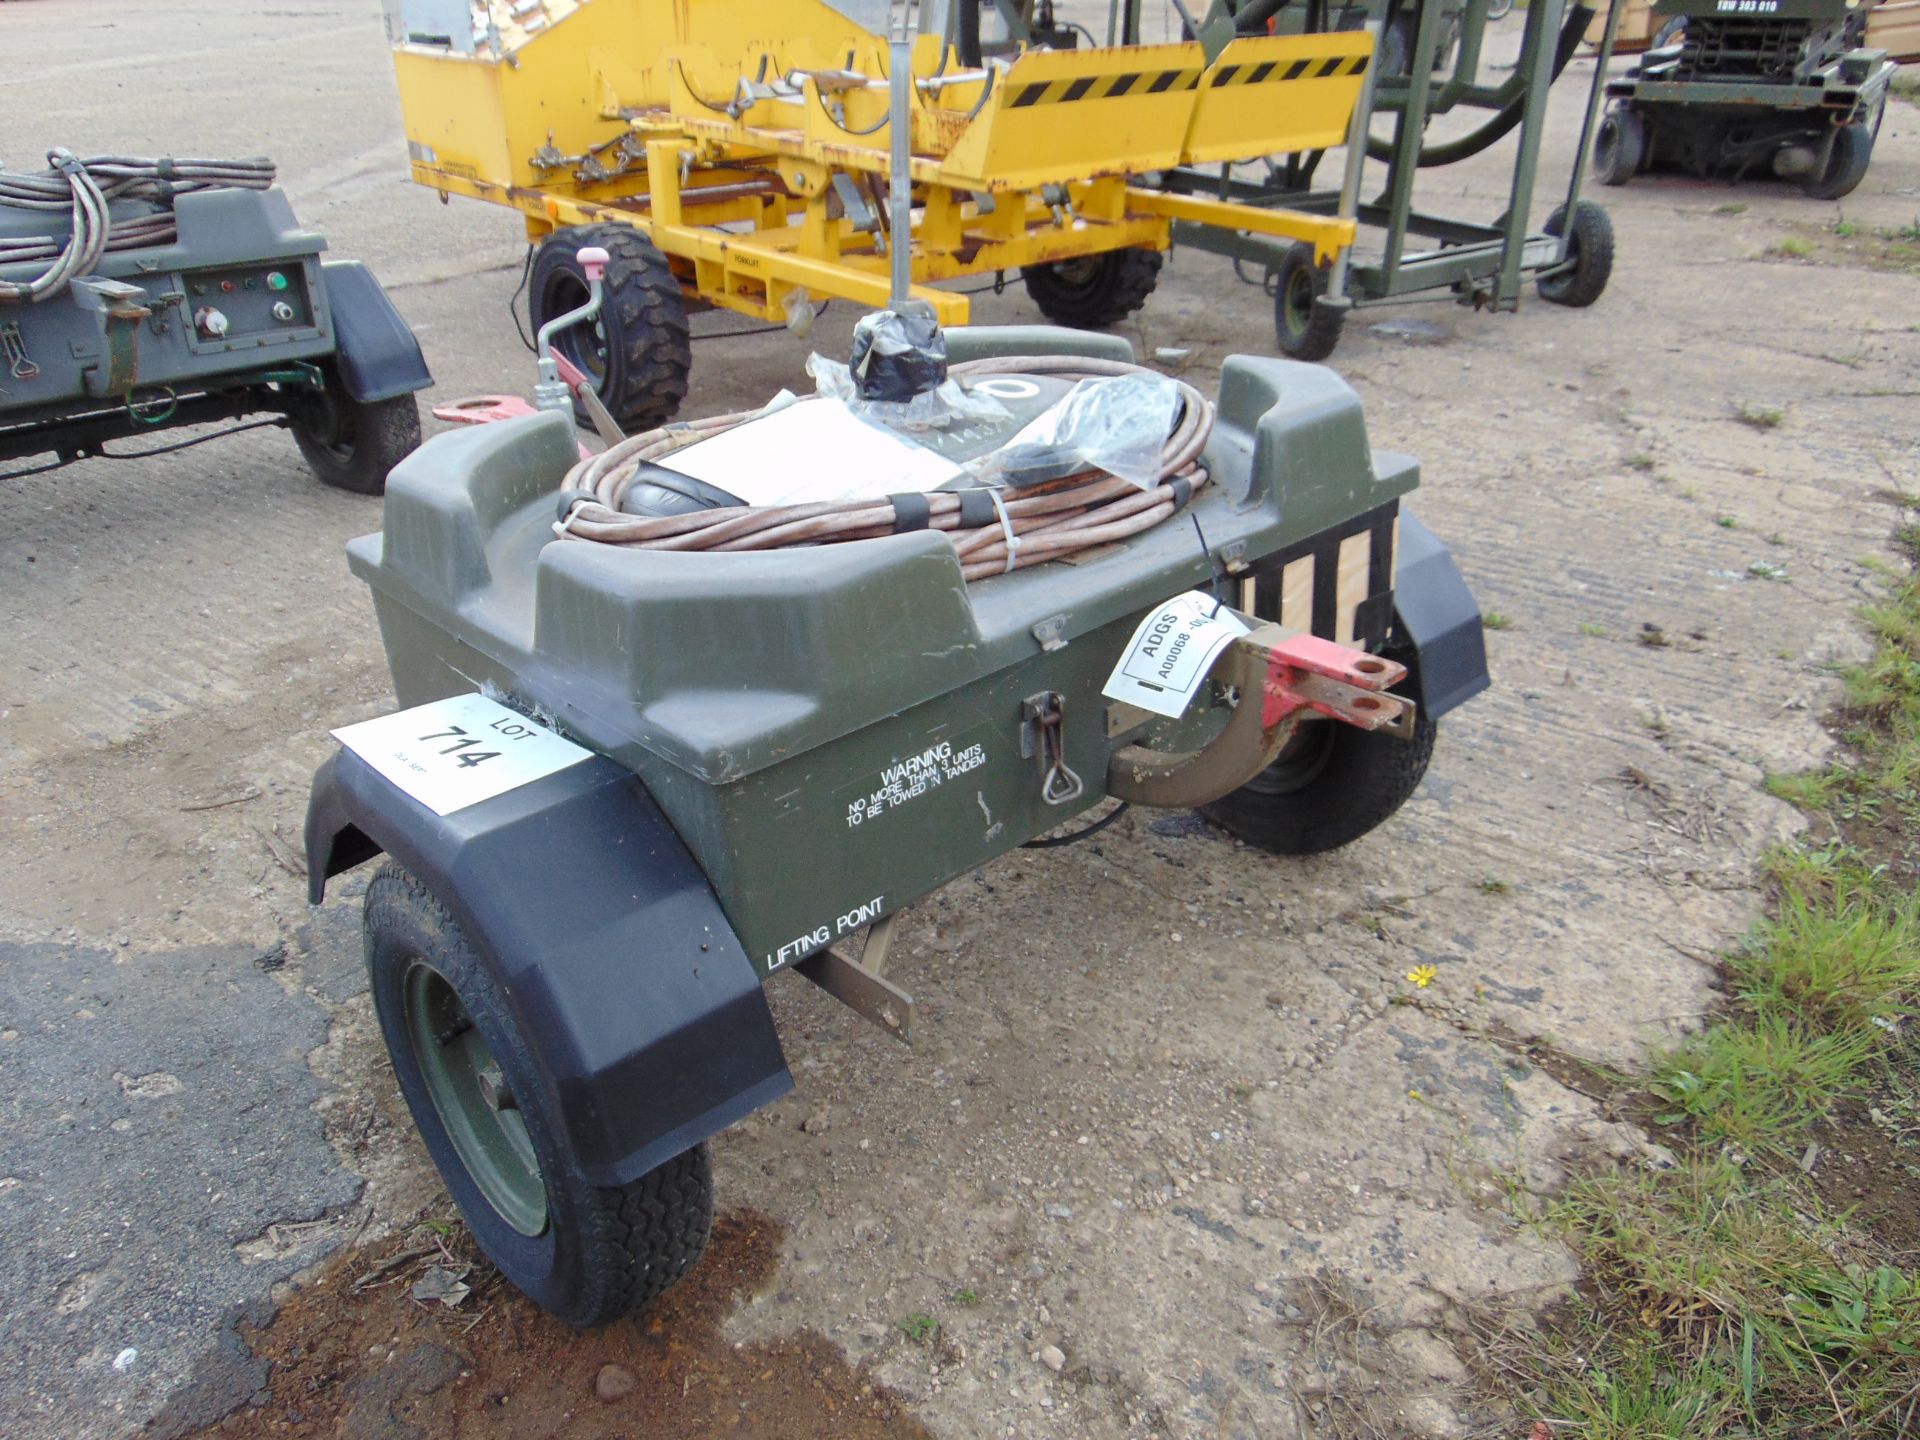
[
  {"left": 1007, "top": 52, "right": 1369, "bottom": 109},
  {"left": 1214, "top": 52, "right": 1371, "bottom": 87}
]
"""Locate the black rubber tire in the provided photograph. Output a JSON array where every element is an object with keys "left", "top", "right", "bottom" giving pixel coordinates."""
[
  {"left": 288, "top": 367, "right": 420, "bottom": 496},
  {"left": 531, "top": 224, "right": 691, "bottom": 432},
  {"left": 1272, "top": 242, "right": 1345, "bottom": 362},
  {"left": 1593, "top": 108, "right": 1647, "bottom": 187},
  {"left": 1201, "top": 704, "right": 1438, "bottom": 855},
  {"left": 1803, "top": 123, "right": 1873, "bottom": 202},
  {"left": 1020, "top": 248, "right": 1163, "bottom": 329},
  {"left": 364, "top": 863, "right": 712, "bottom": 1327},
  {"left": 1536, "top": 201, "right": 1614, "bottom": 308}
]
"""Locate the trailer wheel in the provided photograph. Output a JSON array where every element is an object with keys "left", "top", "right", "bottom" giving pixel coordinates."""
[
  {"left": 1536, "top": 201, "right": 1614, "bottom": 308},
  {"left": 1593, "top": 109, "right": 1646, "bottom": 187},
  {"left": 531, "top": 225, "right": 691, "bottom": 432},
  {"left": 364, "top": 863, "right": 712, "bottom": 1327},
  {"left": 288, "top": 365, "right": 421, "bottom": 495},
  {"left": 1804, "top": 123, "right": 1873, "bottom": 202},
  {"left": 1201, "top": 706, "right": 1438, "bottom": 855},
  {"left": 1021, "top": 248, "right": 1163, "bottom": 329},
  {"left": 1272, "top": 242, "right": 1345, "bottom": 362}
]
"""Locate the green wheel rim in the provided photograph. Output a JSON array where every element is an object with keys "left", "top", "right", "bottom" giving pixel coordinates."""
[
  {"left": 404, "top": 961, "right": 549, "bottom": 1237},
  {"left": 1282, "top": 267, "right": 1317, "bottom": 340}
]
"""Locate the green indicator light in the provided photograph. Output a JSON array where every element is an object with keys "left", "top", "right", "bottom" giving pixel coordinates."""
[{"left": 266, "top": 271, "right": 289, "bottom": 291}]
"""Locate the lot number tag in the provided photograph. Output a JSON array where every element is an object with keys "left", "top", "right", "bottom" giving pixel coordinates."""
[
  {"left": 332, "top": 693, "right": 591, "bottom": 816},
  {"left": 1100, "top": 591, "right": 1249, "bottom": 719}
]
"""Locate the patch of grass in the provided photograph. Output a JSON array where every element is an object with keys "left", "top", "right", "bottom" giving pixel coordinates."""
[
  {"left": 1833, "top": 217, "right": 1861, "bottom": 239},
  {"left": 898, "top": 1312, "right": 938, "bottom": 1342},
  {"left": 1769, "top": 235, "right": 1816, "bottom": 260},
  {"left": 949, "top": 1287, "right": 980, "bottom": 1307},
  {"left": 1735, "top": 401, "right": 1786, "bottom": 430},
  {"left": 1625, "top": 452, "right": 1656, "bottom": 472},
  {"left": 1480, "top": 876, "right": 1511, "bottom": 895},
  {"left": 1717, "top": 516, "right": 1738, "bottom": 529},
  {"left": 1509, "top": 1157, "right": 1920, "bottom": 1439},
  {"left": 1482, "top": 610, "right": 1512, "bottom": 631},
  {"left": 1713, "top": 200, "right": 1749, "bottom": 216},
  {"left": 1480, "top": 516, "right": 1920, "bottom": 1435},
  {"left": 1579, "top": 621, "right": 1609, "bottom": 637}
]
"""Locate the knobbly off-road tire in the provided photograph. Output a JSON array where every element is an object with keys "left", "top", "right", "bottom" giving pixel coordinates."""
[
  {"left": 1537, "top": 201, "right": 1614, "bottom": 308},
  {"left": 1201, "top": 705, "right": 1438, "bottom": 856},
  {"left": 289, "top": 367, "right": 420, "bottom": 495},
  {"left": 364, "top": 862, "right": 712, "bottom": 1327},
  {"left": 1021, "top": 248, "right": 1164, "bottom": 329},
  {"left": 531, "top": 225, "right": 691, "bottom": 432}
]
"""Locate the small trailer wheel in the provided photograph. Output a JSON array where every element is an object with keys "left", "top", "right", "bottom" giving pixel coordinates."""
[
  {"left": 531, "top": 225, "right": 691, "bottom": 431},
  {"left": 1021, "top": 248, "right": 1163, "bottom": 329},
  {"left": 364, "top": 863, "right": 712, "bottom": 1327},
  {"left": 1272, "top": 242, "right": 1346, "bottom": 362},
  {"left": 1803, "top": 123, "right": 1873, "bottom": 202},
  {"left": 289, "top": 365, "right": 421, "bottom": 495},
  {"left": 1201, "top": 706, "right": 1438, "bottom": 855},
  {"left": 1593, "top": 109, "right": 1647, "bottom": 187},
  {"left": 1536, "top": 201, "right": 1614, "bottom": 309}
]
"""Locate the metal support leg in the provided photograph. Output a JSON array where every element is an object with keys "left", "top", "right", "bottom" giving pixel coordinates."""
[
  {"left": 796, "top": 914, "right": 913, "bottom": 1044},
  {"left": 1496, "top": 0, "right": 1567, "bottom": 306},
  {"left": 1327, "top": 19, "right": 1385, "bottom": 305},
  {"left": 1562, "top": 0, "right": 1624, "bottom": 230}
]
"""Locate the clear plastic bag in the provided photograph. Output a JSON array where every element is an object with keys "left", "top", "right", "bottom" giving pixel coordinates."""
[
  {"left": 807, "top": 309, "right": 1010, "bottom": 431},
  {"left": 969, "top": 372, "right": 1178, "bottom": 490}
]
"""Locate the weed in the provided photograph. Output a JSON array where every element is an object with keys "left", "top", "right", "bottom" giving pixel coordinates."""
[
  {"left": 1625, "top": 453, "right": 1656, "bottom": 471},
  {"left": 1735, "top": 401, "right": 1786, "bottom": 430},
  {"left": 1679, "top": 484, "right": 1699, "bottom": 501},
  {"left": 950, "top": 1287, "right": 980, "bottom": 1307},
  {"left": 1638, "top": 623, "right": 1670, "bottom": 648},
  {"left": 1483, "top": 610, "right": 1512, "bottom": 630},
  {"left": 899, "top": 1313, "right": 938, "bottom": 1342},
  {"left": 1717, "top": 516, "right": 1738, "bottom": 529},
  {"left": 1579, "top": 621, "right": 1608, "bottom": 637},
  {"left": 1833, "top": 217, "right": 1860, "bottom": 239},
  {"left": 1479, "top": 877, "right": 1511, "bottom": 895},
  {"left": 1749, "top": 560, "right": 1789, "bottom": 582},
  {"left": 1714, "top": 201, "right": 1749, "bottom": 215},
  {"left": 1769, "top": 236, "right": 1816, "bottom": 260},
  {"left": 1767, "top": 533, "right": 1786, "bottom": 547}
]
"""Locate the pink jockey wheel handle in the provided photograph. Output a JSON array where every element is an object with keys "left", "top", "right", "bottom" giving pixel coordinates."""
[{"left": 576, "top": 246, "right": 610, "bottom": 282}]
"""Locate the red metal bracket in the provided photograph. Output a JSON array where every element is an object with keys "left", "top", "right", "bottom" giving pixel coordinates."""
[
  {"left": 1262, "top": 632, "right": 1413, "bottom": 736},
  {"left": 432, "top": 394, "right": 541, "bottom": 425}
]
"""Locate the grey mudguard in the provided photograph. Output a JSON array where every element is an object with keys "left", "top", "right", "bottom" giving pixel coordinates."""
[
  {"left": 305, "top": 746, "right": 791, "bottom": 1187},
  {"left": 1392, "top": 511, "right": 1489, "bottom": 720},
  {"left": 320, "top": 260, "right": 432, "bottom": 403}
]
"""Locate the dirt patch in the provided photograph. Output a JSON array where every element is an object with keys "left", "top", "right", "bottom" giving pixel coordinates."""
[
  {"left": 1807, "top": 1084, "right": 1920, "bottom": 1252},
  {"left": 183, "top": 1212, "right": 937, "bottom": 1440}
]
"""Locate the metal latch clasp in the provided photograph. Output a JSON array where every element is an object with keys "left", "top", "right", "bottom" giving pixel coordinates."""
[{"left": 1020, "top": 691, "right": 1085, "bottom": 807}]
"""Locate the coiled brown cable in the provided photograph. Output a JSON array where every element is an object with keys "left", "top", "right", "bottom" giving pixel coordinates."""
[{"left": 553, "top": 355, "right": 1213, "bottom": 583}]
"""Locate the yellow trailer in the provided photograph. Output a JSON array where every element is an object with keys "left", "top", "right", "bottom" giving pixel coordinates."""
[{"left": 383, "top": 0, "right": 1374, "bottom": 426}]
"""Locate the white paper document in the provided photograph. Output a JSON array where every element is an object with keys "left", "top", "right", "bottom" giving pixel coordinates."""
[
  {"left": 332, "top": 693, "right": 592, "bottom": 816},
  {"left": 657, "top": 397, "right": 962, "bottom": 506},
  {"left": 1101, "top": 591, "right": 1250, "bottom": 719}
]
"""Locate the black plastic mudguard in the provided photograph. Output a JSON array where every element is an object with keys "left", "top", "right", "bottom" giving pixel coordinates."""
[
  {"left": 319, "top": 260, "right": 432, "bottom": 403},
  {"left": 1392, "top": 510, "right": 1490, "bottom": 720},
  {"left": 305, "top": 747, "right": 792, "bottom": 1187}
]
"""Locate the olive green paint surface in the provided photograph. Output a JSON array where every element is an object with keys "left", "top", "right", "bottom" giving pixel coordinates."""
[{"left": 352, "top": 334, "right": 1416, "bottom": 975}]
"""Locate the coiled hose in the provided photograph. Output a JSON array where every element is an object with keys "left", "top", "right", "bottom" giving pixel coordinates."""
[
  {"left": 0, "top": 149, "right": 276, "bottom": 304},
  {"left": 554, "top": 356, "right": 1214, "bottom": 585}
]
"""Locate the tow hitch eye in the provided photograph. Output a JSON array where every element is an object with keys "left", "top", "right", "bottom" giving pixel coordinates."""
[{"left": 1108, "top": 624, "right": 1415, "bottom": 809}]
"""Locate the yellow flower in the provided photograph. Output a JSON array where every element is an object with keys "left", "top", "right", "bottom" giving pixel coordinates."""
[{"left": 1406, "top": 964, "right": 1438, "bottom": 989}]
